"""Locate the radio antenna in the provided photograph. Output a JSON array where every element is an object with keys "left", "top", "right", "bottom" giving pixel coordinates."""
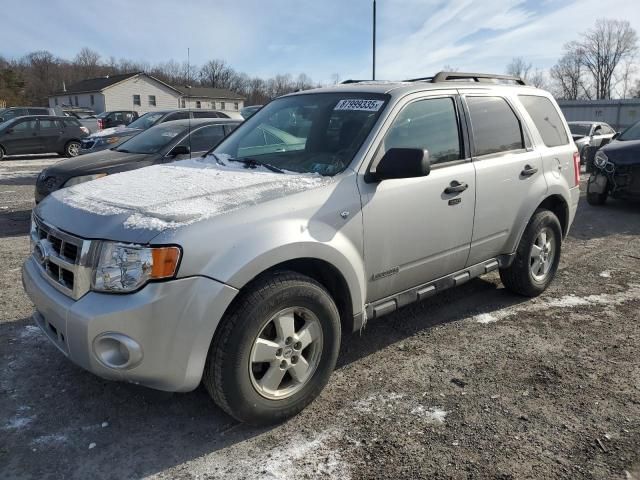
[{"left": 187, "top": 47, "right": 192, "bottom": 159}]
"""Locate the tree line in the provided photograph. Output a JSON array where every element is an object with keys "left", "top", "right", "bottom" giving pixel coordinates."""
[
  {"left": 505, "top": 19, "right": 639, "bottom": 100},
  {"left": 0, "top": 48, "right": 322, "bottom": 107}
]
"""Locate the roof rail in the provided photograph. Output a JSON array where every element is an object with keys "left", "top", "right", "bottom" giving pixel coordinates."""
[
  {"left": 341, "top": 79, "right": 371, "bottom": 84},
  {"left": 424, "top": 71, "right": 527, "bottom": 85}
]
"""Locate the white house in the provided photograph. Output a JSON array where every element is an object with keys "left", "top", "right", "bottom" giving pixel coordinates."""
[{"left": 48, "top": 72, "right": 245, "bottom": 115}]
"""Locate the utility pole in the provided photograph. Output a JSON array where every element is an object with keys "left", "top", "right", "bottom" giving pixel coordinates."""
[{"left": 372, "top": 0, "right": 377, "bottom": 80}]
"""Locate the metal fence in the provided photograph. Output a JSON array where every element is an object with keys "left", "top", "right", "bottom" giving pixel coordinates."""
[{"left": 558, "top": 99, "right": 640, "bottom": 131}]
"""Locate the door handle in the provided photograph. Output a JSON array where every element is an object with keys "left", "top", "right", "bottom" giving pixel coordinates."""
[
  {"left": 444, "top": 181, "right": 468, "bottom": 194},
  {"left": 521, "top": 165, "right": 538, "bottom": 177}
]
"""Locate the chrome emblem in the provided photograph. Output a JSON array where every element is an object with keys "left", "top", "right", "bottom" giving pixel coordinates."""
[{"left": 33, "top": 240, "right": 50, "bottom": 265}]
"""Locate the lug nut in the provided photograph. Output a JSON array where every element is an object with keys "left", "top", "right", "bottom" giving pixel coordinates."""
[
  {"left": 285, "top": 337, "right": 292, "bottom": 345},
  {"left": 291, "top": 356, "right": 298, "bottom": 364},
  {"left": 280, "top": 360, "right": 287, "bottom": 369},
  {"left": 294, "top": 342, "right": 302, "bottom": 350},
  {"left": 276, "top": 348, "right": 282, "bottom": 357}
]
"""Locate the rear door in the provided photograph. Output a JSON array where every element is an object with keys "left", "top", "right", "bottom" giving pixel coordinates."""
[
  {"left": 2, "top": 118, "right": 40, "bottom": 154},
  {"left": 37, "top": 118, "right": 65, "bottom": 153},
  {"left": 462, "top": 92, "right": 547, "bottom": 266}
]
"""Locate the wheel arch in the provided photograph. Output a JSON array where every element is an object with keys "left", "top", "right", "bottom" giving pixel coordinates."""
[{"left": 537, "top": 194, "right": 569, "bottom": 238}]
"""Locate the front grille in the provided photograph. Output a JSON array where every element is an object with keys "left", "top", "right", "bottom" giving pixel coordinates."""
[{"left": 31, "top": 216, "right": 94, "bottom": 300}]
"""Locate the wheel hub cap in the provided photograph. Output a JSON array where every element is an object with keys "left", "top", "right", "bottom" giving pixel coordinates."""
[
  {"left": 530, "top": 227, "right": 556, "bottom": 282},
  {"left": 249, "top": 307, "right": 323, "bottom": 400}
]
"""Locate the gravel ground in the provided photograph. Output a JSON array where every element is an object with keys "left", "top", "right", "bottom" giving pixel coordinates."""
[{"left": 0, "top": 157, "right": 638, "bottom": 479}]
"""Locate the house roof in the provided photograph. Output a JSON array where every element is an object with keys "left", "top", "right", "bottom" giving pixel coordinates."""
[
  {"left": 52, "top": 72, "right": 143, "bottom": 95},
  {"left": 172, "top": 86, "right": 245, "bottom": 100}
]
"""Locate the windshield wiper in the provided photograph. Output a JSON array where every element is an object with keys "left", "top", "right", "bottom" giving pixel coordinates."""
[{"left": 227, "top": 157, "right": 285, "bottom": 174}]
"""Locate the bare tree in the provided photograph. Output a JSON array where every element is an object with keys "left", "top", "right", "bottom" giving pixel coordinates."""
[
  {"left": 199, "top": 59, "right": 235, "bottom": 88},
  {"left": 613, "top": 59, "right": 636, "bottom": 99},
  {"left": 550, "top": 46, "right": 588, "bottom": 100},
  {"left": 330, "top": 73, "right": 341, "bottom": 84},
  {"left": 74, "top": 47, "right": 102, "bottom": 78},
  {"left": 442, "top": 64, "right": 459, "bottom": 72},
  {"left": 505, "top": 57, "right": 532, "bottom": 80},
  {"left": 577, "top": 19, "right": 638, "bottom": 99}
]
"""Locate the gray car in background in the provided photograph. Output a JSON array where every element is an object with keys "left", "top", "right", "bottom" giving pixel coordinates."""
[
  {"left": 568, "top": 121, "right": 617, "bottom": 158},
  {"left": 23, "top": 72, "right": 579, "bottom": 425}
]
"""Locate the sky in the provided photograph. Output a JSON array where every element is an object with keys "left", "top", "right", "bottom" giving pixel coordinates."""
[{"left": 1, "top": 0, "right": 640, "bottom": 84}]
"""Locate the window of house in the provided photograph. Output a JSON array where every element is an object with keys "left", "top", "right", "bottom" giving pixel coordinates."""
[
  {"left": 466, "top": 96, "right": 524, "bottom": 156},
  {"left": 68, "top": 96, "right": 72, "bottom": 105},
  {"left": 54, "top": 98, "right": 59, "bottom": 106},
  {"left": 211, "top": 102, "right": 215, "bottom": 109},
  {"left": 234, "top": 102, "right": 239, "bottom": 110},
  {"left": 90, "top": 94, "right": 95, "bottom": 106},
  {"left": 221, "top": 102, "right": 226, "bottom": 110},
  {"left": 196, "top": 101, "right": 201, "bottom": 109},
  {"left": 74, "top": 96, "right": 79, "bottom": 106},
  {"left": 181, "top": 98, "right": 186, "bottom": 108},
  {"left": 518, "top": 95, "right": 569, "bottom": 147},
  {"left": 133, "top": 94, "right": 141, "bottom": 106},
  {"left": 148, "top": 95, "right": 156, "bottom": 106},
  {"left": 377, "top": 97, "right": 462, "bottom": 166}
]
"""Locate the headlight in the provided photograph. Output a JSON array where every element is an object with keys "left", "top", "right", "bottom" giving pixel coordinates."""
[
  {"left": 594, "top": 151, "right": 608, "bottom": 168},
  {"left": 106, "top": 136, "right": 121, "bottom": 144},
  {"left": 92, "top": 242, "right": 181, "bottom": 293},
  {"left": 63, "top": 173, "right": 107, "bottom": 188}
]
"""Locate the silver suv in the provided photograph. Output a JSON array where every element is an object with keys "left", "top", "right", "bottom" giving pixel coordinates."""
[{"left": 23, "top": 72, "right": 580, "bottom": 425}]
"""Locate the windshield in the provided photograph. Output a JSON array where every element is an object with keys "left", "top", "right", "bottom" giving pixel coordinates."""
[
  {"left": 126, "top": 112, "right": 164, "bottom": 130},
  {"left": 214, "top": 93, "right": 388, "bottom": 175},
  {"left": 618, "top": 121, "right": 640, "bottom": 141},
  {"left": 568, "top": 123, "right": 591, "bottom": 136},
  {"left": 114, "top": 123, "right": 186, "bottom": 154}
]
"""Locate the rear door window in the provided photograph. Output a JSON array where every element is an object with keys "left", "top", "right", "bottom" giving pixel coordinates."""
[
  {"left": 184, "top": 125, "right": 226, "bottom": 151},
  {"left": 165, "top": 112, "right": 190, "bottom": 121},
  {"left": 39, "top": 119, "right": 61, "bottom": 130},
  {"left": 466, "top": 96, "right": 524, "bottom": 156},
  {"left": 29, "top": 108, "right": 49, "bottom": 115},
  {"left": 518, "top": 95, "right": 569, "bottom": 147},
  {"left": 192, "top": 111, "right": 218, "bottom": 119}
]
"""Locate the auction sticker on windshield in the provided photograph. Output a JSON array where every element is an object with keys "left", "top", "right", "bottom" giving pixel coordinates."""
[{"left": 334, "top": 99, "right": 384, "bottom": 112}]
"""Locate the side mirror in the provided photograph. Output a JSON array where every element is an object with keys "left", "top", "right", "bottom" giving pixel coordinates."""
[
  {"left": 372, "top": 148, "right": 430, "bottom": 181},
  {"left": 169, "top": 145, "right": 190, "bottom": 156}
]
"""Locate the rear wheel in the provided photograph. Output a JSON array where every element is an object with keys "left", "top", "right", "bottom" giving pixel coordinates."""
[
  {"left": 64, "top": 141, "right": 80, "bottom": 158},
  {"left": 586, "top": 175, "right": 608, "bottom": 206},
  {"left": 500, "top": 209, "right": 562, "bottom": 297},
  {"left": 202, "top": 271, "right": 341, "bottom": 425},
  {"left": 0, "top": 146, "right": 5, "bottom": 161}
]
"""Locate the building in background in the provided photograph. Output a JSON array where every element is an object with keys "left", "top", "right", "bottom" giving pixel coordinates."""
[
  {"left": 558, "top": 99, "right": 640, "bottom": 131},
  {"left": 48, "top": 72, "right": 244, "bottom": 114}
]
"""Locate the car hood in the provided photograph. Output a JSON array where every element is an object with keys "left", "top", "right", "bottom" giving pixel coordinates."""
[
  {"left": 35, "top": 156, "right": 334, "bottom": 244},
  {"left": 601, "top": 139, "right": 640, "bottom": 166},
  {"left": 46, "top": 149, "right": 153, "bottom": 176},
  {"left": 88, "top": 126, "right": 141, "bottom": 139}
]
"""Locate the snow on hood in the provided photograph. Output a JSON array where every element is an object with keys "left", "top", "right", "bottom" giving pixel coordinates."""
[
  {"left": 56, "top": 155, "right": 333, "bottom": 230},
  {"left": 91, "top": 126, "right": 131, "bottom": 138}
]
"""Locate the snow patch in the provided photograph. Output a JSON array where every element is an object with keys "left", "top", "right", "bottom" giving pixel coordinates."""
[
  {"left": 475, "top": 313, "right": 498, "bottom": 324},
  {"left": 31, "top": 433, "right": 68, "bottom": 446},
  {"left": 353, "top": 392, "right": 405, "bottom": 413},
  {"left": 20, "top": 325, "right": 42, "bottom": 339},
  {"left": 57, "top": 158, "right": 333, "bottom": 230},
  {"left": 90, "top": 126, "right": 130, "bottom": 138},
  {"left": 546, "top": 295, "right": 590, "bottom": 308},
  {"left": 599, "top": 271, "right": 612, "bottom": 278},
  {"left": 411, "top": 406, "right": 449, "bottom": 424},
  {"left": 3, "top": 414, "right": 35, "bottom": 430}
]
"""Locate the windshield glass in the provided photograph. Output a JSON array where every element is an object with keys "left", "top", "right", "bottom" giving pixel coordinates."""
[
  {"left": 214, "top": 93, "right": 388, "bottom": 175},
  {"left": 568, "top": 123, "right": 591, "bottom": 136},
  {"left": 114, "top": 123, "right": 186, "bottom": 154},
  {"left": 618, "top": 121, "right": 640, "bottom": 141},
  {"left": 126, "top": 112, "right": 164, "bottom": 130}
]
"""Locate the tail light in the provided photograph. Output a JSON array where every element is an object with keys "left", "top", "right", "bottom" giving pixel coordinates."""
[
  {"left": 573, "top": 151, "right": 580, "bottom": 186},
  {"left": 97, "top": 119, "right": 104, "bottom": 130},
  {"left": 80, "top": 126, "right": 90, "bottom": 135}
]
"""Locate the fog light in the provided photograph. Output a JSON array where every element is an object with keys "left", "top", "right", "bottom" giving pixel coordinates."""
[{"left": 93, "top": 333, "right": 143, "bottom": 369}]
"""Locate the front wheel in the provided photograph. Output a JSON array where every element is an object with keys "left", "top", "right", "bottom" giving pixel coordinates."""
[
  {"left": 203, "top": 271, "right": 341, "bottom": 425},
  {"left": 500, "top": 209, "right": 562, "bottom": 297},
  {"left": 64, "top": 141, "right": 80, "bottom": 158}
]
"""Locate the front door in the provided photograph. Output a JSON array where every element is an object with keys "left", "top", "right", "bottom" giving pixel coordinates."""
[
  {"left": 2, "top": 118, "right": 40, "bottom": 155},
  {"left": 359, "top": 93, "right": 476, "bottom": 302}
]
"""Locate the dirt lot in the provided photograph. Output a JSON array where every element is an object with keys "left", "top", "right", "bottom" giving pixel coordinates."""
[{"left": 0, "top": 156, "right": 638, "bottom": 480}]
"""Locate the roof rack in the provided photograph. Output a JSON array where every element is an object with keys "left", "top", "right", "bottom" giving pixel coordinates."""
[{"left": 406, "top": 71, "right": 527, "bottom": 86}]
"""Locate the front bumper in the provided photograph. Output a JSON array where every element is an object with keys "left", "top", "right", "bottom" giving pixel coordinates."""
[{"left": 22, "top": 257, "right": 238, "bottom": 392}]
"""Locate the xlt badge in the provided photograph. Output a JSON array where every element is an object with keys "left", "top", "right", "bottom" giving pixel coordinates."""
[{"left": 372, "top": 266, "right": 399, "bottom": 281}]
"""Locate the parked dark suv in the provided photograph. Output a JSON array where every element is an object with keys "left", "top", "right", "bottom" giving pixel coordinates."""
[
  {"left": 0, "top": 116, "right": 89, "bottom": 160},
  {"left": 0, "top": 106, "right": 52, "bottom": 123},
  {"left": 80, "top": 109, "right": 233, "bottom": 154}
]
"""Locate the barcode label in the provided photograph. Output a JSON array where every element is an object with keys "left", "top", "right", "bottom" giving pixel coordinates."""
[{"left": 334, "top": 99, "right": 384, "bottom": 112}]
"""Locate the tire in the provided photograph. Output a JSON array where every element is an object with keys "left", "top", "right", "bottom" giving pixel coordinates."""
[
  {"left": 500, "top": 209, "right": 562, "bottom": 297},
  {"left": 586, "top": 175, "right": 608, "bottom": 206},
  {"left": 64, "top": 141, "right": 81, "bottom": 158},
  {"left": 0, "top": 146, "right": 4, "bottom": 161},
  {"left": 203, "top": 271, "right": 341, "bottom": 425}
]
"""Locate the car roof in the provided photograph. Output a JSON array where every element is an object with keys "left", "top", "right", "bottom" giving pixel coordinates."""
[
  {"left": 8, "top": 115, "right": 67, "bottom": 120},
  {"left": 157, "top": 118, "right": 241, "bottom": 127}
]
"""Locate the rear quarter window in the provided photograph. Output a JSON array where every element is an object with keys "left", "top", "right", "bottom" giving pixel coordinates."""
[
  {"left": 63, "top": 118, "right": 82, "bottom": 128},
  {"left": 519, "top": 95, "right": 569, "bottom": 147}
]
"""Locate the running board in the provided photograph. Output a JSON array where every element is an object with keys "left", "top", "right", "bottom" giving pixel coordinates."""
[{"left": 364, "top": 257, "right": 506, "bottom": 321}]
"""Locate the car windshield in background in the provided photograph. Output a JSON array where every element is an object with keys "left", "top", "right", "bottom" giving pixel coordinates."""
[
  {"left": 215, "top": 93, "right": 388, "bottom": 175},
  {"left": 569, "top": 123, "right": 591, "bottom": 136},
  {"left": 618, "top": 121, "right": 640, "bottom": 141},
  {"left": 114, "top": 123, "right": 185, "bottom": 154},
  {"left": 126, "top": 112, "right": 164, "bottom": 130}
]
